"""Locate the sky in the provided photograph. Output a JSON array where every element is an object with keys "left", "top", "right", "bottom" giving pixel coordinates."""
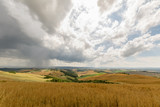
[{"left": 0, "top": 0, "right": 160, "bottom": 68}]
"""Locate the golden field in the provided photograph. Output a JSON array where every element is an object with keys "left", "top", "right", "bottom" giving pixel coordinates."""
[
  {"left": 0, "top": 71, "right": 46, "bottom": 82},
  {"left": 1, "top": 82, "right": 160, "bottom": 107},
  {"left": 1, "top": 72, "right": 160, "bottom": 107}
]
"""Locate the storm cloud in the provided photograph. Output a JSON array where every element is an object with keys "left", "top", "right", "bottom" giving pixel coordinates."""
[
  {"left": 15, "top": 0, "right": 72, "bottom": 33},
  {"left": 0, "top": 1, "right": 87, "bottom": 67}
]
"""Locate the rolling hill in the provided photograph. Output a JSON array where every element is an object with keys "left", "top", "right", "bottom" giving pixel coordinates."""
[
  {"left": 0, "top": 71, "right": 46, "bottom": 82},
  {"left": 80, "top": 73, "right": 160, "bottom": 84}
]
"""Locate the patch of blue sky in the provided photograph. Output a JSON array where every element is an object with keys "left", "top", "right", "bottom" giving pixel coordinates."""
[
  {"left": 108, "top": 11, "right": 122, "bottom": 23},
  {"left": 94, "top": 40, "right": 113, "bottom": 52},
  {"left": 127, "top": 31, "right": 141, "bottom": 41},
  {"left": 138, "top": 47, "right": 160, "bottom": 57},
  {"left": 148, "top": 24, "right": 160, "bottom": 36},
  {"left": 154, "top": 41, "right": 160, "bottom": 45},
  {"left": 99, "top": 4, "right": 125, "bottom": 28},
  {"left": 108, "top": 1, "right": 126, "bottom": 23}
]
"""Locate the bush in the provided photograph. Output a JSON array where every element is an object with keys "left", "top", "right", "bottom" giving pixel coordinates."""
[
  {"left": 9, "top": 71, "right": 16, "bottom": 74},
  {"left": 44, "top": 75, "right": 53, "bottom": 79},
  {"left": 50, "top": 77, "right": 71, "bottom": 82},
  {"left": 0, "top": 80, "right": 7, "bottom": 82},
  {"left": 60, "top": 70, "right": 78, "bottom": 78},
  {"left": 118, "top": 72, "right": 129, "bottom": 75},
  {"left": 77, "top": 80, "right": 115, "bottom": 84}
]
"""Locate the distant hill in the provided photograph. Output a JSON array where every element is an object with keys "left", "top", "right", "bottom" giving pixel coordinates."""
[{"left": 80, "top": 73, "right": 160, "bottom": 84}]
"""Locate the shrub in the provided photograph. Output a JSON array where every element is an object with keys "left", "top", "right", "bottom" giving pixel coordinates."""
[
  {"left": 60, "top": 70, "right": 78, "bottom": 78},
  {"left": 44, "top": 75, "right": 53, "bottom": 79},
  {"left": 0, "top": 80, "right": 7, "bottom": 82},
  {"left": 77, "top": 80, "right": 115, "bottom": 84},
  {"left": 50, "top": 77, "right": 71, "bottom": 82},
  {"left": 9, "top": 71, "right": 16, "bottom": 74}
]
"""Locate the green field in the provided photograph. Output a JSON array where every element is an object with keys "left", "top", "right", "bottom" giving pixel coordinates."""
[
  {"left": 112, "top": 70, "right": 129, "bottom": 73},
  {"left": 78, "top": 73, "right": 105, "bottom": 79}
]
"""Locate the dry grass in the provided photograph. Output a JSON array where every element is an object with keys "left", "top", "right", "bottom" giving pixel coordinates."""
[
  {"left": 1, "top": 82, "right": 160, "bottom": 107},
  {"left": 1, "top": 73, "right": 160, "bottom": 106},
  {"left": 81, "top": 73, "right": 160, "bottom": 84},
  {"left": 0, "top": 71, "right": 46, "bottom": 82},
  {"left": 0, "top": 76, "right": 14, "bottom": 82},
  {"left": 31, "top": 70, "right": 65, "bottom": 78}
]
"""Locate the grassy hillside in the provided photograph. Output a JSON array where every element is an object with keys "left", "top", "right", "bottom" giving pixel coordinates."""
[
  {"left": 0, "top": 69, "right": 79, "bottom": 82},
  {"left": 112, "top": 70, "right": 128, "bottom": 73},
  {"left": 30, "top": 69, "right": 66, "bottom": 79},
  {"left": 77, "top": 70, "right": 99, "bottom": 77},
  {"left": 80, "top": 73, "right": 160, "bottom": 84},
  {"left": 78, "top": 73, "right": 105, "bottom": 79},
  {"left": 0, "top": 71, "right": 46, "bottom": 82},
  {"left": 77, "top": 70, "right": 106, "bottom": 79}
]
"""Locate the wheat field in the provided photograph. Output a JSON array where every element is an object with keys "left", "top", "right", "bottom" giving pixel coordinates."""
[{"left": 1, "top": 81, "right": 160, "bottom": 107}]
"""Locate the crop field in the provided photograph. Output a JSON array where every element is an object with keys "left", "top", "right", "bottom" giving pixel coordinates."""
[
  {"left": 1, "top": 82, "right": 160, "bottom": 107},
  {"left": 112, "top": 70, "right": 129, "bottom": 73},
  {"left": 1, "top": 70, "right": 160, "bottom": 107}
]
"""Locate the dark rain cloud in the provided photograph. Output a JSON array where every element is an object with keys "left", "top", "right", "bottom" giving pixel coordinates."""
[{"left": 0, "top": 2, "right": 87, "bottom": 67}]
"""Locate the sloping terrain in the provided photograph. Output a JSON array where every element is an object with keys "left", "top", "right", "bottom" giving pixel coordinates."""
[
  {"left": 30, "top": 69, "right": 66, "bottom": 79},
  {"left": 77, "top": 70, "right": 106, "bottom": 79},
  {"left": 125, "top": 71, "right": 160, "bottom": 78},
  {"left": 0, "top": 71, "right": 46, "bottom": 82},
  {"left": 80, "top": 73, "right": 160, "bottom": 84},
  {"left": 77, "top": 70, "right": 98, "bottom": 77}
]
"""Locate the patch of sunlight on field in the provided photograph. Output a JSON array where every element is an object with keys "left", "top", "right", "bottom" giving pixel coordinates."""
[{"left": 0, "top": 71, "right": 46, "bottom": 82}]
